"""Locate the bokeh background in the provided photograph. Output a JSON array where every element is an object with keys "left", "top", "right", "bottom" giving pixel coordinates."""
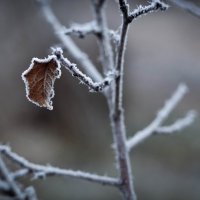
[{"left": 0, "top": 0, "right": 200, "bottom": 199}]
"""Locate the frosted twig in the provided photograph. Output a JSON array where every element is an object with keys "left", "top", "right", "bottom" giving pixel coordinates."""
[
  {"left": 0, "top": 156, "right": 25, "bottom": 199},
  {"left": 128, "top": 0, "right": 169, "bottom": 22},
  {"left": 92, "top": 0, "right": 116, "bottom": 110},
  {"left": 40, "top": 2, "right": 103, "bottom": 82},
  {"left": 63, "top": 21, "right": 100, "bottom": 38},
  {"left": 92, "top": 0, "right": 114, "bottom": 72},
  {"left": 63, "top": 22, "right": 120, "bottom": 44},
  {"left": 118, "top": 0, "right": 130, "bottom": 20},
  {"left": 156, "top": 110, "right": 197, "bottom": 134},
  {"left": 0, "top": 145, "right": 120, "bottom": 187},
  {"left": 53, "top": 48, "right": 117, "bottom": 92},
  {"left": 127, "top": 84, "right": 196, "bottom": 151},
  {"left": 168, "top": 0, "right": 200, "bottom": 18},
  {"left": 108, "top": 1, "right": 136, "bottom": 199},
  {"left": 118, "top": 0, "right": 168, "bottom": 23}
]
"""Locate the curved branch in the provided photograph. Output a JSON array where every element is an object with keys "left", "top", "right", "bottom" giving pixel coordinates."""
[
  {"left": 53, "top": 48, "right": 117, "bottom": 92},
  {"left": 0, "top": 145, "right": 120, "bottom": 187},
  {"left": 127, "top": 84, "right": 197, "bottom": 151}
]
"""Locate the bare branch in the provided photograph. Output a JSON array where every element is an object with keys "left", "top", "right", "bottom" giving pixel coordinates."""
[
  {"left": 92, "top": 0, "right": 115, "bottom": 73},
  {"left": 127, "top": 84, "right": 196, "bottom": 151},
  {"left": 156, "top": 110, "right": 197, "bottom": 134},
  {"left": 0, "top": 156, "right": 25, "bottom": 199},
  {"left": 118, "top": 0, "right": 130, "bottom": 20},
  {"left": 63, "top": 21, "right": 100, "bottom": 38},
  {"left": 92, "top": 0, "right": 116, "bottom": 113},
  {"left": 62, "top": 21, "right": 120, "bottom": 44},
  {"left": 0, "top": 145, "right": 120, "bottom": 187},
  {"left": 128, "top": 0, "right": 169, "bottom": 22},
  {"left": 118, "top": 0, "right": 168, "bottom": 23},
  {"left": 40, "top": 2, "right": 103, "bottom": 82},
  {"left": 168, "top": 0, "right": 200, "bottom": 18},
  {"left": 53, "top": 48, "right": 117, "bottom": 92},
  {"left": 105, "top": 1, "right": 137, "bottom": 199}
]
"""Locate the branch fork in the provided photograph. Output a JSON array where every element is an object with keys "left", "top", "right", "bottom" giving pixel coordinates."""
[{"left": 53, "top": 48, "right": 117, "bottom": 92}]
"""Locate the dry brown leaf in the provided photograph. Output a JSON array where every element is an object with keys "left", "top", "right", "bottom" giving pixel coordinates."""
[{"left": 22, "top": 55, "right": 61, "bottom": 110}]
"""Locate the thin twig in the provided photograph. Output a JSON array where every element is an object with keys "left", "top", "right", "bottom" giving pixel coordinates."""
[
  {"left": 128, "top": 0, "right": 169, "bottom": 22},
  {"left": 40, "top": 2, "right": 103, "bottom": 82},
  {"left": 0, "top": 145, "right": 120, "bottom": 187},
  {"left": 92, "top": 0, "right": 116, "bottom": 116},
  {"left": 0, "top": 156, "right": 25, "bottom": 199},
  {"left": 168, "top": 0, "right": 200, "bottom": 18},
  {"left": 53, "top": 48, "right": 116, "bottom": 92},
  {"left": 63, "top": 21, "right": 100, "bottom": 38},
  {"left": 127, "top": 84, "right": 196, "bottom": 151},
  {"left": 62, "top": 22, "right": 120, "bottom": 44},
  {"left": 92, "top": 0, "right": 114, "bottom": 72},
  {"left": 156, "top": 110, "right": 197, "bottom": 134},
  {"left": 118, "top": 0, "right": 130, "bottom": 20}
]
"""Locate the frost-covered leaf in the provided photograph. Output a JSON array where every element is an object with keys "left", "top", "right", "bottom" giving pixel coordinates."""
[{"left": 22, "top": 55, "right": 61, "bottom": 110}]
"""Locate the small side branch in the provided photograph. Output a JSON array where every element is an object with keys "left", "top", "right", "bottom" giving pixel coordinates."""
[
  {"left": 168, "top": 0, "right": 200, "bottom": 18},
  {"left": 128, "top": 0, "right": 169, "bottom": 22},
  {"left": 127, "top": 84, "right": 197, "bottom": 151},
  {"left": 63, "top": 22, "right": 120, "bottom": 44},
  {"left": 40, "top": 1, "right": 103, "bottom": 82},
  {"left": 156, "top": 110, "right": 197, "bottom": 134},
  {"left": 118, "top": 0, "right": 168, "bottom": 23},
  {"left": 63, "top": 21, "right": 100, "bottom": 38},
  {"left": 53, "top": 48, "right": 117, "bottom": 92},
  {"left": 0, "top": 145, "right": 120, "bottom": 187}
]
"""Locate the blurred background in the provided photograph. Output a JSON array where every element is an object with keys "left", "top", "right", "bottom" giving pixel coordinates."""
[{"left": 0, "top": 0, "right": 200, "bottom": 199}]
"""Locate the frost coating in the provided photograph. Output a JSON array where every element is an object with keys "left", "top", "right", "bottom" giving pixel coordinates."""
[{"left": 22, "top": 55, "right": 62, "bottom": 110}]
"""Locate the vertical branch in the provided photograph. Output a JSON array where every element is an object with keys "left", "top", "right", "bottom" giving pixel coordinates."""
[
  {"left": 112, "top": 22, "right": 136, "bottom": 200},
  {"left": 92, "top": 0, "right": 114, "bottom": 72},
  {"left": 111, "top": 1, "right": 169, "bottom": 198},
  {"left": 114, "top": 21, "right": 129, "bottom": 114},
  {"left": 92, "top": 0, "right": 115, "bottom": 110},
  {"left": 111, "top": 1, "right": 136, "bottom": 199},
  {"left": 93, "top": 1, "right": 136, "bottom": 199}
]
